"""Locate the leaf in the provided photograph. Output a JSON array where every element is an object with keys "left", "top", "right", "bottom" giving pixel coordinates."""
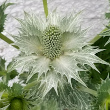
[
  {"left": 105, "top": 12, "right": 110, "bottom": 19},
  {"left": 0, "top": 91, "right": 4, "bottom": 100},
  {"left": 0, "top": 105, "right": 9, "bottom": 110},
  {"left": 11, "top": 83, "right": 23, "bottom": 95},
  {"left": 0, "top": 57, "right": 5, "bottom": 71},
  {"left": 0, "top": 57, "right": 18, "bottom": 84},
  {"left": 0, "top": 1, "right": 14, "bottom": 32},
  {"left": 94, "top": 77, "right": 110, "bottom": 110},
  {"left": 90, "top": 36, "right": 110, "bottom": 83},
  {"left": 0, "top": 82, "right": 8, "bottom": 92}
]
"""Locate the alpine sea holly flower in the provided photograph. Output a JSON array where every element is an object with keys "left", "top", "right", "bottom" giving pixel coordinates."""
[{"left": 8, "top": 11, "right": 109, "bottom": 96}]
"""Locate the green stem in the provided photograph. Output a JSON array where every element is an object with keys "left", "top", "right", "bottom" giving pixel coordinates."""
[
  {"left": 105, "top": 100, "right": 110, "bottom": 110},
  {"left": 42, "top": 0, "right": 48, "bottom": 18},
  {"left": 106, "top": 102, "right": 108, "bottom": 110},
  {"left": 78, "top": 86, "right": 98, "bottom": 97},
  {"left": 0, "top": 33, "right": 19, "bottom": 49},
  {"left": 89, "top": 25, "right": 110, "bottom": 44}
]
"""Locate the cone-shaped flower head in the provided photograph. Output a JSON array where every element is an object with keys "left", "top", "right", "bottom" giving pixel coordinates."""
[{"left": 8, "top": 11, "right": 109, "bottom": 96}]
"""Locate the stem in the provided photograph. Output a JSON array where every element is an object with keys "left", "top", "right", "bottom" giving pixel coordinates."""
[
  {"left": 42, "top": 0, "right": 48, "bottom": 18},
  {"left": 89, "top": 26, "right": 109, "bottom": 44},
  {"left": 78, "top": 86, "right": 98, "bottom": 97},
  {"left": 106, "top": 102, "right": 108, "bottom": 110},
  {"left": 105, "top": 100, "right": 110, "bottom": 110},
  {"left": 0, "top": 33, "right": 19, "bottom": 49}
]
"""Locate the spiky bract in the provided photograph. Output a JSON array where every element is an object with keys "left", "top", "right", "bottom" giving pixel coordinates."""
[{"left": 7, "top": 11, "right": 109, "bottom": 96}]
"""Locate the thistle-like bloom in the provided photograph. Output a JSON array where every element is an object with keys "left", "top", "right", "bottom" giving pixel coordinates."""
[{"left": 8, "top": 11, "right": 109, "bottom": 96}]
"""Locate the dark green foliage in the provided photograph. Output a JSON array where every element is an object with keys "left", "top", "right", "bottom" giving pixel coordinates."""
[
  {"left": 89, "top": 36, "right": 110, "bottom": 84},
  {"left": 0, "top": 57, "right": 5, "bottom": 71},
  {"left": 0, "top": 82, "right": 9, "bottom": 91},
  {"left": 0, "top": 1, "right": 14, "bottom": 32},
  {"left": 94, "top": 77, "right": 110, "bottom": 110},
  {"left": 9, "top": 83, "right": 23, "bottom": 96}
]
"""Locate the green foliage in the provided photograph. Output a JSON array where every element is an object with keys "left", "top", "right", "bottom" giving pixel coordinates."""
[
  {"left": 105, "top": 0, "right": 110, "bottom": 19},
  {"left": 0, "top": 1, "right": 14, "bottom": 32},
  {"left": 89, "top": 36, "right": 110, "bottom": 84},
  {"left": 0, "top": 83, "right": 32, "bottom": 110},
  {"left": 105, "top": 13, "right": 110, "bottom": 19},
  {"left": 94, "top": 77, "right": 110, "bottom": 110},
  {"left": 0, "top": 57, "right": 18, "bottom": 84},
  {"left": 0, "top": 82, "right": 9, "bottom": 92},
  {"left": 88, "top": 0, "right": 110, "bottom": 85},
  {"left": 0, "top": 58, "right": 31, "bottom": 110}
]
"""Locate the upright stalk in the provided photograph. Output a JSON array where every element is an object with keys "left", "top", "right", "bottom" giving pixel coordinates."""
[
  {"left": 106, "top": 102, "right": 108, "bottom": 110},
  {"left": 42, "top": 0, "right": 48, "bottom": 18}
]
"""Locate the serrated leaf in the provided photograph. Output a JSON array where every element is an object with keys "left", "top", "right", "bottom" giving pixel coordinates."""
[
  {"left": 0, "top": 57, "right": 18, "bottom": 84},
  {"left": 94, "top": 77, "right": 110, "bottom": 110},
  {"left": 10, "top": 83, "right": 23, "bottom": 95},
  {"left": 0, "top": 82, "right": 8, "bottom": 92},
  {"left": 0, "top": 57, "right": 5, "bottom": 71},
  {"left": 0, "top": 1, "right": 14, "bottom": 32},
  {"left": 90, "top": 36, "right": 110, "bottom": 83}
]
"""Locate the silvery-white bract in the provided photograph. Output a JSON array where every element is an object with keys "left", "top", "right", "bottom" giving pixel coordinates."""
[{"left": 8, "top": 11, "right": 109, "bottom": 96}]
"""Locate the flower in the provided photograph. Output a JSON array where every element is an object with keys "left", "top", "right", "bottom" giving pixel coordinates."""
[{"left": 8, "top": 11, "right": 109, "bottom": 96}]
